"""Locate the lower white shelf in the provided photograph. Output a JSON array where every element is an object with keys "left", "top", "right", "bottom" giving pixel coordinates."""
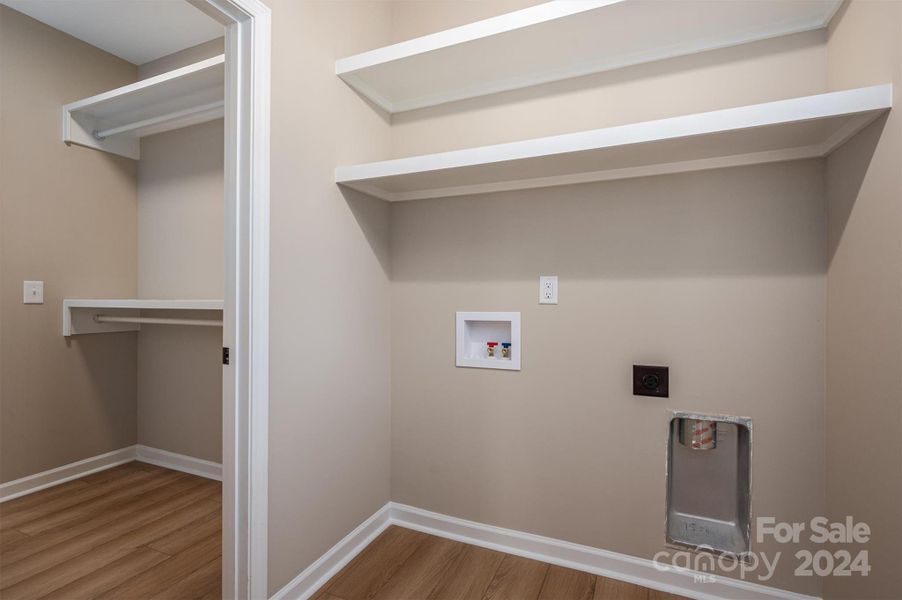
[
  {"left": 456, "top": 312, "right": 521, "bottom": 371},
  {"left": 336, "top": 84, "right": 892, "bottom": 201},
  {"left": 62, "top": 299, "right": 224, "bottom": 336}
]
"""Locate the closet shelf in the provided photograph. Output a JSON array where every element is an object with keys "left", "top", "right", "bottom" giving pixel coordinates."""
[
  {"left": 336, "top": 0, "right": 842, "bottom": 114},
  {"left": 63, "top": 299, "right": 224, "bottom": 336},
  {"left": 335, "top": 84, "right": 892, "bottom": 202},
  {"left": 62, "top": 55, "right": 224, "bottom": 160}
]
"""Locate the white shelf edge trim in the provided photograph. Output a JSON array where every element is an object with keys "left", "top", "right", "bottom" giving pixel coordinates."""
[
  {"left": 335, "top": 84, "right": 892, "bottom": 201},
  {"left": 335, "top": 0, "right": 842, "bottom": 113},
  {"left": 62, "top": 54, "right": 225, "bottom": 159},
  {"left": 269, "top": 502, "right": 820, "bottom": 600},
  {"left": 336, "top": 0, "right": 619, "bottom": 74},
  {"left": 62, "top": 298, "right": 224, "bottom": 336},
  {"left": 0, "top": 445, "right": 221, "bottom": 503}
]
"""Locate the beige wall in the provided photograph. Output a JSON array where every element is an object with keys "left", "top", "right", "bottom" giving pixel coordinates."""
[
  {"left": 137, "top": 38, "right": 224, "bottom": 80},
  {"left": 0, "top": 6, "right": 139, "bottom": 483},
  {"left": 136, "top": 121, "right": 224, "bottom": 463},
  {"left": 825, "top": 2, "right": 902, "bottom": 599},
  {"left": 388, "top": 0, "right": 544, "bottom": 43},
  {"left": 136, "top": 310, "right": 223, "bottom": 463},
  {"left": 137, "top": 122, "right": 223, "bottom": 300},
  {"left": 390, "top": 28, "right": 827, "bottom": 157},
  {"left": 390, "top": 161, "right": 827, "bottom": 595},
  {"left": 267, "top": 0, "right": 393, "bottom": 594}
]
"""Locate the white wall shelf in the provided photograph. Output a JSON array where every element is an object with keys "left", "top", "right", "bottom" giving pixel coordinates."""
[
  {"left": 456, "top": 312, "right": 521, "bottom": 371},
  {"left": 63, "top": 299, "right": 224, "bottom": 336},
  {"left": 336, "top": 0, "right": 842, "bottom": 114},
  {"left": 62, "top": 55, "right": 225, "bottom": 160},
  {"left": 336, "top": 84, "right": 892, "bottom": 202}
]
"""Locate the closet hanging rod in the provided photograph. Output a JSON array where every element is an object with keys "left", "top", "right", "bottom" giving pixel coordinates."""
[
  {"left": 92, "top": 100, "right": 225, "bottom": 140},
  {"left": 93, "top": 315, "right": 223, "bottom": 327}
]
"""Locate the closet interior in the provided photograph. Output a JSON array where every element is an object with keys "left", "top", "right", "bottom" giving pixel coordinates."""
[
  {"left": 1, "top": 2, "right": 228, "bottom": 598},
  {"left": 61, "top": 40, "right": 226, "bottom": 479}
]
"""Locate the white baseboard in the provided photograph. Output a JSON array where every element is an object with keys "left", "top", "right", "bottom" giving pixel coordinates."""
[
  {"left": 134, "top": 445, "right": 222, "bottom": 481},
  {"left": 0, "top": 446, "right": 135, "bottom": 503},
  {"left": 270, "top": 503, "right": 393, "bottom": 600},
  {"left": 0, "top": 445, "right": 223, "bottom": 503},
  {"left": 271, "top": 501, "right": 820, "bottom": 600},
  {"left": 390, "top": 503, "right": 820, "bottom": 600}
]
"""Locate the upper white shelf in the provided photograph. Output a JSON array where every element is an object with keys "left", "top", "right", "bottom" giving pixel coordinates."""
[
  {"left": 63, "top": 299, "right": 223, "bottom": 336},
  {"left": 62, "top": 55, "right": 225, "bottom": 160},
  {"left": 336, "top": 0, "right": 842, "bottom": 114},
  {"left": 335, "top": 84, "right": 893, "bottom": 202}
]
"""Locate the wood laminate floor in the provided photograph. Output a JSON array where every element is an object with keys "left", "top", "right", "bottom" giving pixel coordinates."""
[
  {"left": 0, "top": 461, "right": 221, "bottom": 600},
  {"left": 2, "top": 465, "right": 687, "bottom": 600},
  {"left": 314, "top": 525, "right": 689, "bottom": 600}
]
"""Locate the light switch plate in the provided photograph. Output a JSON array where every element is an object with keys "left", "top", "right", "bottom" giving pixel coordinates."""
[
  {"left": 23, "top": 280, "right": 44, "bottom": 304},
  {"left": 539, "top": 275, "right": 558, "bottom": 304}
]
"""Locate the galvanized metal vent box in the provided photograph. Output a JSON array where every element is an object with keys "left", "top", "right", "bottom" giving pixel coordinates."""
[{"left": 666, "top": 412, "right": 752, "bottom": 558}]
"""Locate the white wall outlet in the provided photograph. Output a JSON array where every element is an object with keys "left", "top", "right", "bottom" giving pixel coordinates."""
[
  {"left": 23, "top": 280, "right": 44, "bottom": 304},
  {"left": 539, "top": 275, "right": 558, "bottom": 305}
]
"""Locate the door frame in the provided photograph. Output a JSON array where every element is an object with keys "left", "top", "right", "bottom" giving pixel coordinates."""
[{"left": 190, "top": 1, "right": 270, "bottom": 598}]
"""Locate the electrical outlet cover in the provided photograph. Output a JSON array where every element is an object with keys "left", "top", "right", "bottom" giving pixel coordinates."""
[
  {"left": 633, "top": 365, "right": 669, "bottom": 397},
  {"left": 539, "top": 275, "right": 558, "bottom": 304}
]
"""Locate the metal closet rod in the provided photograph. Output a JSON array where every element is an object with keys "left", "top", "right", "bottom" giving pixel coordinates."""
[
  {"left": 93, "top": 315, "right": 223, "bottom": 327},
  {"left": 92, "top": 100, "right": 225, "bottom": 140}
]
